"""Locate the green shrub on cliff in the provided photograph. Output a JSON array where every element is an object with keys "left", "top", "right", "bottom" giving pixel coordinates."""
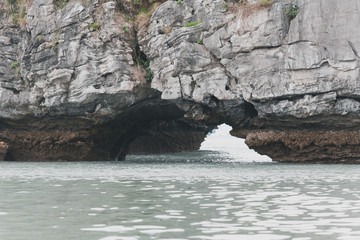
[
  {"left": 6, "top": 0, "right": 19, "bottom": 15},
  {"left": 139, "top": 58, "right": 153, "bottom": 82},
  {"left": 184, "top": 21, "right": 201, "bottom": 27},
  {"left": 115, "top": 0, "right": 166, "bottom": 17},
  {"left": 7, "top": 0, "right": 17, "bottom": 5},
  {"left": 54, "top": 0, "right": 68, "bottom": 9},
  {"left": 19, "top": 5, "right": 26, "bottom": 18},
  {"left": 284, "top": 4, "right": 300, "bottom": 20},
  {"left": 5, "top": 0, "right": 27, "bottom": 27},
  {"left": 11, "top": 13, "right": 18, "bottom": 25},
  {"left": 10, "top": 61, "right": 19, "bottom": 69},
  {"left": 132, "top": 0, "right": 142, "bottom": 6},
  {"left": 89, "top": 23, "right": 99, "bottom": 31},
  {"left": 144, "top": 67, "right": 153, "bottom": 82},
  {"left": 258, "top": 0, "right": 272, "bottom": 7}
]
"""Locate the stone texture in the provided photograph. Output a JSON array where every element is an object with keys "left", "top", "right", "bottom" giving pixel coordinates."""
[
  {"left": 2, "top": 0, "right": 360, "bottom": 162},
  {"left": 245, "top": 130, "right": 360, "bottom": 163},
  {"left": 141, "top": 0, "right": 360, "bottom": 162},
  {"left": 0, "top": 0, "right": 175, "bottom": 160},
  {"left": 141, "top": 0, "right": 241, "bottom": 104},
  {"left": 1, "top": 0, "right": 142, "bottom": 119},
  {"left": 0, "top": 141, "right": 8, "bottom": 161},
  {"left": 143, "top": 0, "right": 360, "bottom": 122}
]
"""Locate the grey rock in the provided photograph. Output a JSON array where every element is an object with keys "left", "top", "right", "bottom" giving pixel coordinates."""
[
  {"left": 2, "top": 0, "right": 360, "bottom": 162},
  {"left": 143, "top": 0, "right": 360, "bottom": 122},
  {"left": 0, "top": 0, "right": 143, "bottom": 119}
]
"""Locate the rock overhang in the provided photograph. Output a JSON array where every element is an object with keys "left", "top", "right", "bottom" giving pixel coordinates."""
[{"left": 0, "top": 0, "right": 360, "bottom": 162}]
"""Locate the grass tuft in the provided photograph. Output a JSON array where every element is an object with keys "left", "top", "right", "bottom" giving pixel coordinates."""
[{"left": 184, "top": 21, "right": 201, "bottom": 27}]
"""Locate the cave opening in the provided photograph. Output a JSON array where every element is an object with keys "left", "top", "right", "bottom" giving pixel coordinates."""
[{"left": 200, "top": 124, "right": 272, "bottom": 162}]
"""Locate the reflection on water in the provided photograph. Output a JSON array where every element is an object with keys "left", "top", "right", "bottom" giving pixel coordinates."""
[{"left": 1, "top": 155, "right": 360, "bottom": 240}]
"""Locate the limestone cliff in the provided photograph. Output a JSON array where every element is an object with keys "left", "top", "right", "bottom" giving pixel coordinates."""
[{"left": 0, "top": 0, "right": 359, "bottom": 163}]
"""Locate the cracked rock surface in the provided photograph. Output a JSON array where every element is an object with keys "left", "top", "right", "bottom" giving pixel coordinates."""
[
  {"left": 1, "top": 0, "right": 360, "bottom": 162},
  {"left": 142, "top": 0, "right": 360, "bottom": 162}
]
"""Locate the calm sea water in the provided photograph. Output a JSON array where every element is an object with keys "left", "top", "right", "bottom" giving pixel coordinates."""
[
  {"left": 1, "top": 151, "right": 360, "bottom": 240},
  {"left": 1, "top": 125, "right": 360, "bottom": 240}
]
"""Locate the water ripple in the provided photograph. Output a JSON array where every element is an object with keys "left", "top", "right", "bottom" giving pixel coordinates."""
[{"left": 2, "top": 157, "right": 360, "bottom": 239}]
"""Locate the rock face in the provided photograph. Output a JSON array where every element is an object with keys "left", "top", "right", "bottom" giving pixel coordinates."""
[
  {"left": 0, "top": 141, "right": 8, "bottom": 161},
  {"left": 141, "top": 0, "right": 360, "bottom": 163},
  {"left": 0, "top": 0, "right": 204, "bottom": 161},
  {"left": 1, "top": 0, "right": 360, "bottom": 162},
  {"left": 245, "top": 130, "right": 360, "bottom": 163}
]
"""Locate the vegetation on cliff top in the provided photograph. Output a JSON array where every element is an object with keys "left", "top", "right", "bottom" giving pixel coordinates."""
[
  {"left": 224, "top": 0, "right": 273, "bottom": 17},
  {"left": 2, "top": 0, "right": 28, "bottom": 27},
  {"left": 54, "top": 0, "right": 69, "bottom": 9},
  {"left": 114, "top": 0, "right": 166, "bottom": 18}
]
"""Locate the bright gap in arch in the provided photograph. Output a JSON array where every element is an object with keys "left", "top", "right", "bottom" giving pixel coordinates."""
[{"left": 200, "top": 124, "right": 272, "bottom": 162}]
